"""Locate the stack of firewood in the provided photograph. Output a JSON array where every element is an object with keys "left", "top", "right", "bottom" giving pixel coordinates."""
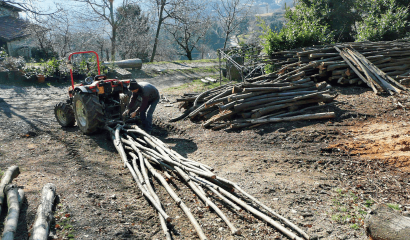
[
  {"left": 106, "top": 124, "right": 310, "bottom": 240},
  {"left": 267, "top": 40, "right": 410, "bottom": 88},
  {"left": 172, "top": 77, "right": 336, "bottom": 130},
  {"left": 0, "top": 166, "right": 57, "bottom": 240},
  {"left": 171, "top": 41, "right": 410, "bottom": 130}
]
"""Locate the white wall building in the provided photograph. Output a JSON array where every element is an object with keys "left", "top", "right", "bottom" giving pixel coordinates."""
[{"left": 0, "top": 1, "right": 36, "bottom": 58}]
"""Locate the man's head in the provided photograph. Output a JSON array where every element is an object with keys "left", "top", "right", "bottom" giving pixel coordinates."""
[{"left": 128, "top": 80, "right": 140, "bottom": 93}]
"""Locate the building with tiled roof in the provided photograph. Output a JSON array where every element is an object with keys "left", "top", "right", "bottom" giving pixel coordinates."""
[{"left": 0, "top": 1, "right": 35, "bottom": 58}]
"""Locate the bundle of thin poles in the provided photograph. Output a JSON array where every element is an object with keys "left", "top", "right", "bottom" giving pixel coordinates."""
[
  {"left": 105, "top": 124, "right": 310, "bottom": 240},
  {"left": 335, "top": 46, "right": 408, "bottom": 95},
  {"left": 266, "top": 40, "right": 410, "bottom": 88}
]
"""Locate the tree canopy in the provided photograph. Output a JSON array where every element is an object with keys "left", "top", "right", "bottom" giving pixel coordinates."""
[{"left": 261, "top": 0, "right": 409, "bottom": 55}]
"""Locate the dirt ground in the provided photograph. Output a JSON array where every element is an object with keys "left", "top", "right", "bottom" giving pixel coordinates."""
[{"left": 0, "top": 68, "right": 409, "bottom": 240}]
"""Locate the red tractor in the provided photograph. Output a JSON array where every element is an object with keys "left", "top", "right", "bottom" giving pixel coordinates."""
[{"left": 54, "top": 51, "right": 132, "bottom": 134}]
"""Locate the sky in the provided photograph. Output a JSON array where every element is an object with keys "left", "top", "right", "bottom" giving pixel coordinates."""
[
  {"left": 17, "top": 0, "right": 128, "bottom": 18},
  {"left": 16, "top": 0, "right": 289, "bottom": 16}
]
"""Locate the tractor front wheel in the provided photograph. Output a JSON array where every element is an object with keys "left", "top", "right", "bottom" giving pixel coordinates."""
[
  {"left": 73, "top": 93, "right": 104, "bottom": 134},
  {"left": 54, "top": 102, "right": 75, "bottom": 127}
]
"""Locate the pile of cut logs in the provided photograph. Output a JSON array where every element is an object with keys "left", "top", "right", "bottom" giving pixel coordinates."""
[
  {"left": 171, "top": 41, "right": 409, "bottom": 130},
  {"left": 267, "top": 40, "right": 410, "bottom": 88},
  {"left": 0, "top": 166, "right": 57, "bottom": 240},
  {"left": 172, "top": 80, "right": 336, "bottom": 130},
  {"left": 106, "top": 124, "right": 310, "bottom": 240}
]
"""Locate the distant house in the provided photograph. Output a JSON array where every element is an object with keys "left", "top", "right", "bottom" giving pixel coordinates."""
[{"left": 0, "top": 1, "right": 35, "bottom": 58}]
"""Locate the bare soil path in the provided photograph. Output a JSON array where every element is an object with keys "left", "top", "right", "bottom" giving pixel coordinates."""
[{"left": 0, "top": 65, "right": 409, "bottom": 240}]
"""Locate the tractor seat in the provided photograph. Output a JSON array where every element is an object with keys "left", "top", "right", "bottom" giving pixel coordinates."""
[{"left": 94, "top": 75, "right": 107, "bottom": 81}]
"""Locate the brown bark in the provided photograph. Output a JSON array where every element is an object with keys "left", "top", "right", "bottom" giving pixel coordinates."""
[
  {"left": 251, "top": 112, "right": 335, "bottom": 124},
  {"left": 203, "top": 110, "right": 236, "bottom": 128},
  {"left": 241, "top": 82, "right": 315, "bottom": 93},
  {"left": 309, "top": 52, "right": 339, "bottom": 58},
  {"left": 346, "top": 48, "right": 403, "bottom": 94},
  {"left": 234, "top": 91, "right": 323, "bottom": 112},
  {"left": 334, "top": 46, "right": 378, "bottom": 93}
]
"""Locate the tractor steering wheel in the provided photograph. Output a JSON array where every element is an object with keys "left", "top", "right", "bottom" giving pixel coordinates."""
[{"left": 84, "top": 76, "right": 93, "bottom": 85}]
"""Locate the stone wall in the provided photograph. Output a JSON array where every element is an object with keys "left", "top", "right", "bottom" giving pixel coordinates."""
[{"left": 7, "top": 37, "right": 35, "bottom": 58}]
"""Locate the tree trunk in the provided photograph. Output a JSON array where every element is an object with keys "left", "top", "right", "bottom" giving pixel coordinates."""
[
  {"left": 187, "top": 50, "right": 192, "bottom": 61},
  {"left": 365, "top": 204, "right": 410, "bottom": 240},
  {"left": 30, "top": 183, "right": 57, "bottom": 240},
  {"left": 150, "top": 0, "right": 166, "bottom": 62},
  {"left": 106, "top": 48, "right": 110, "bottom": 61},
  {"left": 223, "top": 32, "right": 230, "bottom": 50},
  {"left": 110, "top": 1, "right": 116, "bottom": 61}
]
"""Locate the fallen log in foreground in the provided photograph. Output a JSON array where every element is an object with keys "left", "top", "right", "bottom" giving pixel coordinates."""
[
  {"left": 0, "top": 166, "right": 20, "bottom": 216},
  {"left": 30, "top": 183, "right": 57, "bottom": 240},
  {"left": 365, "top": 204, "right": 410, "bottom": 240},
  {"left": 2, "top": 184, "right": 25, "bottom": 240},
  {"left": 106, "top": 124, "right": 310, "bottom": 240}
]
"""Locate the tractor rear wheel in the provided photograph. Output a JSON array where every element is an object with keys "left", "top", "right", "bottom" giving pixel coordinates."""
[
  {"left": 73, "top": 93, "right": 104, "bottom": 134},
  {"left": 54, "top": 102, "right": 75, "bottom": 127}
]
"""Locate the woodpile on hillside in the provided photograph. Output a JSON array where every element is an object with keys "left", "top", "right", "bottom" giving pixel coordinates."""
[
  {"left": 171, "top": 41, "right": 410, "bottom": 130},
  {"left": 267, "top": 40, "right": 410, "bottom": 89}
]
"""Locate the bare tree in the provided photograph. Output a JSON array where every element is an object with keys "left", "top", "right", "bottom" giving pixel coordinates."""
[
  {"left": 164, "top": 1, "right": 211, "bottom": 60},
  {"left": 25, "top": 20, "right": 55, "bottom": 59},
  {"left": 94, "top": 33, "right": 111, "bottom": 61},
  {"left": 116, "top": 3, "right": 151, "bottom": 61},
  {"left": 197, "top": 44, "right": 215, "bottom": 59},
  {"left": 74, "top": 0, "right": 138, "bottom": 61},
  {"left": 148, "top": 0, "right": 188, "bottom": 62},
  {"left": 47, "top": 13, "right": 74, "bottom": 58},
  {"left": 245, "top": 16, "right": 262, "bottom": 46},
  {"left": 211, "top": 0, "right": 255, "bottom": 49},
  {"left": 152, "top": 35, "right": 178, "bottom": 61}
]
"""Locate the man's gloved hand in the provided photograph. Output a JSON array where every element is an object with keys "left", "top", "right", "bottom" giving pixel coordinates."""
[{"left": 122, "top": 110, "right": 129, "bottom": 118}]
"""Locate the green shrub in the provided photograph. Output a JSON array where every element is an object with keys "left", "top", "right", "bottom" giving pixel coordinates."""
[
  {"left": 45, "top": 58, "right": 63, "bottom": 76},
  {"left": 0, "top": 47, "right": 7, "bottom": 58},
  {"left": 259, "top": 2, "right": 334, "bottom": 56},
  {"left": 355, "top": 0, "right": 408, "bottom": 41}
]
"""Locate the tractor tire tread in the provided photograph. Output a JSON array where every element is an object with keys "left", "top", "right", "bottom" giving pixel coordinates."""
[
  {"left": 54, "top": 102, "right": 75, "bottom": 127},
  {"left": 73, "top": 93, "right": 104, "bottom": 134}
]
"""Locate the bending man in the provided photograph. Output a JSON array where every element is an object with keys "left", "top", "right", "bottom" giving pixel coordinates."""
[{"left": 123, "top": 80, "right": 160, "bottom": 134}]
